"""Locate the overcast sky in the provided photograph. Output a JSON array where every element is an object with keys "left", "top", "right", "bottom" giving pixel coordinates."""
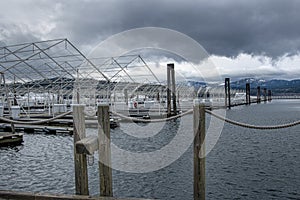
[{"left": 1, "top": 0, "right": 300, "bottom": 81}]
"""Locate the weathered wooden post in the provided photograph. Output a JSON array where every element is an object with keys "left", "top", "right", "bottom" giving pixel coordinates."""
[
  {"left": 193, "top": 103, "right": 206, "bottom": 200},
  {"left": 263, "top": 88, "right": 267, "bottom": 102},
  {"left": 246, "top": 83, "right": 250, "bottom": 105},
  {"left": 167, "top": 64, "right": 172, "bottom": 117},
  {"left": 73, "top": 104, "right": 89, "bottom": 195},
  {"left": 224, "top": 78, "right": 231, "bottom": 109},
  {"left": 257, "top": 86, "right": 261, "bottom": 103},
  {"left": 98, "top": 104, "right": 113, "bottom": 197},
  {"left": 170, "top": 63, "right": 177, "bottom": 115},
  {"left": 166, "top": 63, "right": 177, "bottom": 116},
  {"left": 268, "top": 90, "right": 272, "bottom": 102}
]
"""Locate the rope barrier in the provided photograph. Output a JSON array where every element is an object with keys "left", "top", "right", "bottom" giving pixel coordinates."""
[
  {"left": 110, "top": 109, "right": 193, "bottom": 123},
  {"left": 0, "top": 111, "right": 72, "bottom": 125},
  {"left": 1, "top": 106, "right": 297, "bottom": 130},
  {"left": 205, "top": 109, "right": 300, "bottom": 129}
]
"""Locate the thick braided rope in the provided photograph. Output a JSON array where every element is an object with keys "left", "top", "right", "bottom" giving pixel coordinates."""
[
  {"left": 0, "top": 111, "right": 72, "bottom": 125},
  {"left": 110, "top": 109, "right": 193, "bottom": 123},
  {"left": 205, "top": 109, "right": 300, "bottom": 129}
]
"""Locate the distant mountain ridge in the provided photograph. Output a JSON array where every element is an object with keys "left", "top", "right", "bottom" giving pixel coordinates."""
[
  {"left": 186, "top": 78, "right": 300, "bottom": 95},
  {"left": 230, "top": 78, "right": 300, "bottom": 95}
]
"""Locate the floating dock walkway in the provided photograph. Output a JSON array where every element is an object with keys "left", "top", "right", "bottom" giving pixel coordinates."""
[
  {"left": 0, "top": 132, "right": 23, "bottom": 146},
  {"left": 0, "top": 190, "right": 152, "bottom": 200}
]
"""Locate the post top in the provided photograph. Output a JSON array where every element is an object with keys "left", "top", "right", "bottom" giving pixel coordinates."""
[
  {"left": 167, "top": 63, "right": 174, "bottom": 68},
  {"left": 97, "top": 103, "right": 109, "bottom": 106},
  {"left": 193, "top": 99, "right": 207, "bottom": 106},
  {"left": 71, "top": 104, "right": 86, "bottom": 107}
]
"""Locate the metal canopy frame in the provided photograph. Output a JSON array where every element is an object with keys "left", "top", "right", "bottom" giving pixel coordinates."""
[{"left": 0, "top": 39, "right": 164, "bottom": 106}]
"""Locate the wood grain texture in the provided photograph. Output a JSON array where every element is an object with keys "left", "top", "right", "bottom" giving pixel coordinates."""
[
  {"left": 98, "top": 105, "right": 113, "bottom": 197},
  {"left": 76, "top": 136, "right": 99, "bottom": 155},
  {"left": 73, "top": 105, "right": 89, "bottom": 195},
  {"left": 193, "top": 104, "right": 205, "bottom": 200}
]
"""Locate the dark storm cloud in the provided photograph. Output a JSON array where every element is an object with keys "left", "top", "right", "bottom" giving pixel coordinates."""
[
  {"left": 47, "top": 0, "right": 300, "bottom": 57},
  {"left": 1, "top": 0, "right": 300, "bottom": 57}
]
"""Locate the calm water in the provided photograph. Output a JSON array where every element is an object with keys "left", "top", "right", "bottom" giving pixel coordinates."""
[{"left": 0, "top": 100, "right": 299, "bottom": 199}]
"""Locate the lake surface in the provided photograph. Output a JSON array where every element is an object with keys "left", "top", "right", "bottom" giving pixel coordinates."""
[{"left": 0, "top": 100, "right": 299, "bottom": 199}]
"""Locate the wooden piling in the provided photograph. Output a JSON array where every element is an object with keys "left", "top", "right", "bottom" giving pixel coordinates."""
[
  {"left": 268, "top": 90, "right": 272, "bottom": 102},
  {"left": 98, "top": 104, "right": 113, "bottom": 197},
  {"left": 166, "top": 63, "right": 177, "bottom": 116},
  {"left": 257, "top": 86, "right": 261, "bottom": 103},
  {"left": 73, "top": 104, "right": 89, "bottom": 195},
  {"left": 167, "top": 65, "right": 171, "bottom": 117},
  {"left": 170, "top": 64, "right": 177, "bottom": 115},
  {"left": 224, "top": 78, "right": 231, "bottom": 109},
  {"left": 193, "top": 103, "right": 205, "bottom": 200},
  {"left": 246, "top": 83, "right": 250, "bottom": 105},
  {"left": 263, "top": 88, "right": 267, "bottom": 102}
]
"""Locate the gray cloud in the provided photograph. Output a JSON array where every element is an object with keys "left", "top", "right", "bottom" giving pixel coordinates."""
[
  {"left": 1, "top": 0, "right": 300, "bottom": 58},
  {"left": 0, "top": 23, "right": 39, "bottom": 44}
]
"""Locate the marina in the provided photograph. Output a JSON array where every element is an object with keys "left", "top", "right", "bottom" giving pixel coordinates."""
[
  {"left": 0, "top": 39, "right": 299, "bottom": 200},
  {"left": 1, "top": 1, "right": 300, "bottom": 199}
]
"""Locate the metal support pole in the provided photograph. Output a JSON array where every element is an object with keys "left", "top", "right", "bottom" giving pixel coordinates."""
[
  {"left": 76, "top": 69, "right": 80, "bottom": 104},
  {"left": 27, "top": 86, "right": 30, "bottom": 117},
  {"left": 124, "top": 89, "right": 128, "bottom": 105},
  {"left": 2, "top": 74, "right": 11, "bottom": 116}
]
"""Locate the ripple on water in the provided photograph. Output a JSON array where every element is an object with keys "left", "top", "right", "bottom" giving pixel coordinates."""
[{"left": 0, "top": 100, "right": 300, "bottom": 199}]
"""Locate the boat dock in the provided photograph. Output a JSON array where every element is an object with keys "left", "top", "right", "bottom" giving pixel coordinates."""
[
  {"left": 0, "top": 132, "right": 23, "bottom": 146},
  {"left": 0, "top": 190, "right": 152, "bottom": 200}
]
